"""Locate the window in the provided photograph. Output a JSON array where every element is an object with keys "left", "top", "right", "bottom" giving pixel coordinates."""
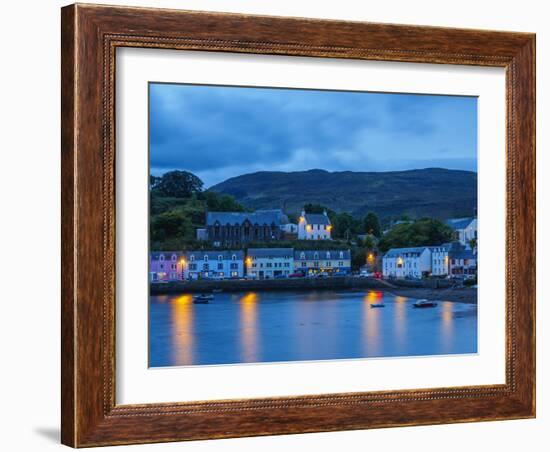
[
  {"left": 159, "top": 255, "right": 164, "bottom": 261},
  {"left": 231, "top": 271, "right": 238, "bottom": 277},
  {"left": 203, "top": 263, "right": 209, "bottom": 271},
  {"left": 300, "top": 252, "right": 305, "bottom": 259},
  {"left": 160, "top": 264, "right": 164, "bottom": 269},
  {"left": 171, "top": 264, "right": 177, "bottom": 270},
  {"left": 326, "top": 252, "right": 331, "bottom": 259},
  {"left": 232, "top": 254, "right": 237, "bottom": 261},
  {"left": 327, "top": 261, "right": 332, "bottom": 267},
  {"left": 190, "top": 255, "right": 195, "bottom": 262},
  {"left": 284, "top": 262, "right": 290, "bottom": 267},
  {"left": 301, "top": 262, "right": 306, "bottom": 267},
  {"left": 339, "top": 251, "right": 344, "bottom": 259},
  {"left": 189, "top": 263, "right": 197, "bottom": 270},
  {"left": 314, "top": 252, "right": 319, "bottom": 260},
  {"left": 171, "top": 254, "right": 177, "bottom": 261},
  {"left": 218, "top": 255, "right": 223, "bottom": 261},
  {"left": 314, "top": 262, "right": 319, "bottom": 267},
  {"left": 266, "top": 263, "right": 272, "bottom": 268},
  {"left": 230, "top": 263, "right": 238, "bottom": 269},
  {"left": 338, "top": 261, "right": 343, "bottom": 267},
  {"left": 204, "top": 255, "right": 209, "bottom": 262},
  {"left": 217, "top": 263, "right": 223, "bottom": 270}
]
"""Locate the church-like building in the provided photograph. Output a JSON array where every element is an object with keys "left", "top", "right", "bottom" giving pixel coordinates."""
[{"left": 205, "top": 209, "right": 288, "bottom": 247}]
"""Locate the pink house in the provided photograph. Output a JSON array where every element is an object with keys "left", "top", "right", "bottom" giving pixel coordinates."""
[{"left": 150, "top": 252, "right": 184, "bottom": 282}]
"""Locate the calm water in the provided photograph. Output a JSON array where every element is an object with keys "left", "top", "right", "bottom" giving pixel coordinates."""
[{"left": 149, "top": 290, "right": 477, "bottom": 367}]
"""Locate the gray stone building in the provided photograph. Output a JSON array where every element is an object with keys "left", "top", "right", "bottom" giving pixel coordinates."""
[{"left": 206, "top": 209, "right": 288, "bottom": 246}]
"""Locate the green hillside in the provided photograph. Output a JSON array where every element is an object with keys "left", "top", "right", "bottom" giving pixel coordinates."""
[{"left": 209, "top": 168, "right": 477, "bottom": 220}]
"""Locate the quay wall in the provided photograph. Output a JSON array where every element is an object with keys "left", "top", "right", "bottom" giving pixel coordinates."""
[{"left": 150, "top": 276, "right": 389, "bottom": 294}]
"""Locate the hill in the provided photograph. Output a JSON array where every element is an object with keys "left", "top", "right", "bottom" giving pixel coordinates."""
[{"left": 209, "top": 168, "right": 477, "bottom": 220}]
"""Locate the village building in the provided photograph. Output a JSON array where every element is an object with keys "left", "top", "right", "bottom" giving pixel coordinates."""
[
  {"left": 293, "top": 249, "right": 351, "bottom": 275},
  {"left": 205, "top": 210, "right": 288, "bottom": 247},
  {"left": 429, "top": 246, "right": 449, "bottom": 276},
  {"left": 446, "top": 217, "right": 478, "bottom": 249},
  {"left": 184, "top": 250, "right": 244, "bottom": 280},
  {"left": 150, "top": 251, "right": 184, "bottom": 282},
  {"left": 246, "top": 248, "right": 294, "bottom": 279},
  {"left": 297, "top": 210, "right": 332, "bottom": 240},
  {"left": 448, "top": 247, "right": 477, "bottom": 278},
  {"left": 382, "top": 247, "right": 432, "bottom": 279}
]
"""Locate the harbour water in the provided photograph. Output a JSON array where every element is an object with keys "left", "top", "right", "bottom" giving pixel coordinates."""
[{"left": 149, "top": 290, "right": 477, "bottom": 367}]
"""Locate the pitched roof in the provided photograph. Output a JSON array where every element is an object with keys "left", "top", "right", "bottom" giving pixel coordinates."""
[
  {"left": 184, "top": 250, "right": 244, "bottom": 260},
  {"left": 207, "top": 209, "right": 288, "bottom": 226},
  {"left": 247, "top": 248, "right": 294, "bottom": 258},
  {"left": 294, "top": 249, "right": 351, "bottom": 260},
  {"left": 150, "top": 251, "right": 182, "bottom": 261},
  {"left": 384, "top": 247, "right": 429, "bottom": 258},
  {"left": 304, "top": 213, "right": 331, "bottom": 226},
  {"left": 451, "top": 249, "right": 477, "bottom": 260},
  {"left": 446, "top": 217, "right": 475, "bottom": 230}
]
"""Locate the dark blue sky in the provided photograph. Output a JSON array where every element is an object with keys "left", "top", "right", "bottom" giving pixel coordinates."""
[{"left": 150, "top": 83, "right": 477, "bottom": 188}]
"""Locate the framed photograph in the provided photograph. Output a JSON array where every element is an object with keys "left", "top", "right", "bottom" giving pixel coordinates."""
[{"left": 61, "top": 3, "right": 535, "bottom": 447}]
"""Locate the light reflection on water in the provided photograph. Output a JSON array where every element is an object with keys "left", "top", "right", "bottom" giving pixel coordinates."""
[{"left": 149, "top": 290, "right": 477, "bottom": 367}]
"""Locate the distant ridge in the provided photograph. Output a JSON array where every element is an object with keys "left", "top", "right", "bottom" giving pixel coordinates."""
[{"left": 209, "top": 168, "right": 477, "bottom": 220}]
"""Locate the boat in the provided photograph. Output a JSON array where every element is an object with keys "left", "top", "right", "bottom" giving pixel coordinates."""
[
  {"left": 193, "top": 294, "right": 214, "bottom": 304},
  {"left": 413, "top": 299, "right": 438, "bottom": 308},
  {"left": 212, "top": 288, "right": 223, "bottom": 293},
  {"left": 370, "top": 303, "right": 386, "bottom": 308}
]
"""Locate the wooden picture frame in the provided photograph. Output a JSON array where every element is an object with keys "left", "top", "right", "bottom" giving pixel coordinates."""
[{"left": 61, "top": 3, "right": 535, "bottom": 447}]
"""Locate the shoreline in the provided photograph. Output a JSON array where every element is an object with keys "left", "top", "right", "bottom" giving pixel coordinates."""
[
  {"left": 385, "top": 287, "right": 477, "bottom": 304},
  {"left": 150, "top": 278, "right": 477, "bottom": 304}
]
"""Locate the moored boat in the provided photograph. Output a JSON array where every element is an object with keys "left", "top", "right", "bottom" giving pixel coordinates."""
[
  {"left": 370, "top": 303, "right": 385, "bottom": 308},
  {"left": 193, "top": 294, "right": 214, "bottom": 304},
  {"left": 413, "top": 299, "right": 438, "bottom": 308}
]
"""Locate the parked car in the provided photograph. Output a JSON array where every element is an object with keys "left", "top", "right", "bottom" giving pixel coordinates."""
[{"left": 288, "top": 272, "right": 304, "bottom": 278}]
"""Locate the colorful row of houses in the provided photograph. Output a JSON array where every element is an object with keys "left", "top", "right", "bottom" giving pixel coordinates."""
[
  {"left": 150, "top": 248, "right": 351, "bottom": 282},
  {"left": 382, "top": 242, "right": 476, "bottom": 279}
]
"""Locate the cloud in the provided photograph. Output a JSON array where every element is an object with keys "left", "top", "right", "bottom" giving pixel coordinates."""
[{"left": 149, "top": 83, "right": 477, "bottom": 187}]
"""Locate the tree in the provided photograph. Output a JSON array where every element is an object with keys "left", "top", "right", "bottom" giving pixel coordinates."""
[
  {"left": 363, "top": 212, "right": 381, "bottom": 237},
  {"left": 303, "top": 203, "right": 334, "bottom": 215},
  {"left": 203, "top": 191, "right": 245, "bottom": 212},
  {"left": 377, "top": 218, "right": 454, "bottom": 252},
  {"left": 362, "top": 235, "right": 376, "bottom": 249},
  {"left": 330, "top": 212, "right": 360, "bottom": 240},
  {"left": 153, "top": 170, "right": 204, "bottom": 198},
  {"left": 150, "top": 210, "right": 191, "bottom": 242}
]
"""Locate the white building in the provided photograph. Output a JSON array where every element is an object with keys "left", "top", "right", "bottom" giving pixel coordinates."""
[
  {"left": 294, "top": 249, "right": 351, "bottom": 275},
  {"left": 429, "top": 246, "right": 449, "bottom": 276},
  {"left": 184, "top": 250, "right": 244, "bottom": 280},
  {"left": 382, "top": 247, "right": 432, "bottom": 279},
  {"left": 446, "top": 218, "right": 477, "bottom": 249},
  {"left": 298, "top": 210, "right": 332, "bottom": 240},
  {"left": 246, "top": 248, "right": 294, "bottom": 279}
]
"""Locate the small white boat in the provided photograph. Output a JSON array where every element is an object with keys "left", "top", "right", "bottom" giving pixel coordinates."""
[
  {"left": 193, "top": 294, "right": 214, "bottom": 304},
  {"left": 413, "top": 299, "right": 438, "bottom": 308}
]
